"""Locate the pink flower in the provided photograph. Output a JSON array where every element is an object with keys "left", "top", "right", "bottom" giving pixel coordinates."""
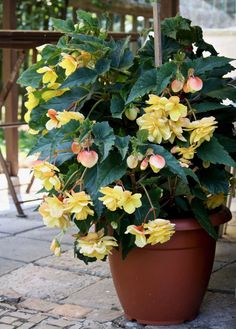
[
  {"left": 77, "top": 150, "right": 98, "bottom": 168},
  {"left": 140, "top": 158, "right": 149, "bottom": 170},
  {"left": 187, "top": 76, "right": 203, "bottom": 93},
  {"left": 149, "top": 154, "right": 166, "bottom": 173}
]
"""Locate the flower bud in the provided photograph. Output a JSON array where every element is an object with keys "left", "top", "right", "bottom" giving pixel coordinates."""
[
  {"left": 111, "top": 221, "right": 118, "bottom": 229},
  {"left": 149, "top": 154, "right": 166, "bottom": 173},
  {"left": 54, "top": 247, "right": 61, "bottom": 257},
  {"left": 77, "top": 150, "right": 98, "bottom": 168},
  {"left": 127, "top": 154, "right": 138, "bottom": 169},
  {"left": 125, "top": 107, "right": 139, "bottom": 121},
  {"left": 47, "top": 109, "right": 57, "bottom": 119},
  {"left": 140, "top": 158, "right": 149, "bottom": 170},
  {"left": 50, "top": 238, "right": 60, "bottom": 253},
  {"left": 183, "top": 83, "right": 190, "bottom": 93},
  {"left": 171, "top": 79, "right": 184, "bottom": 93},
  {"left": 71, "top": 141, "right": 81, "bottom": 154},
  {"left": 187, "top": 76, "right": 203, "bottom": 93}
]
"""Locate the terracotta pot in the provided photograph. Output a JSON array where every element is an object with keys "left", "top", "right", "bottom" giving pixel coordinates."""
[{"left": 109, "top": 207, "right": 231, "bottom": 325}]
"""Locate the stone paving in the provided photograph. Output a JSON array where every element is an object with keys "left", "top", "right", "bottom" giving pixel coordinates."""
[{"left": 0, "top": 205, "right": 235, "bottom": 329}]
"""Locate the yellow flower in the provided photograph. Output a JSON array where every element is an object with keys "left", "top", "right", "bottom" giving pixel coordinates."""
[
  {"left": 37, "top": 66, "right": 58, "bottom": 84},
  {"left": 205, "top": 193, "right": 225, "bottom": 210},
  {"left": 136, "top": 111, "right": 171, "bottom": 144},
  {"left": 39, "top": 196, "right": 70, "bottom": 229},
  {"left": 165, "top": 96, "right": 188, "bottom": 121},
  {"left": 64, "top": 191, "right": 94, "bottom": 220},
  {"left": 24, "top": 92, "right": 40, "bottom": 111},
  {"left": 28, "top": 128, "right": 40, "bottom": 135},
  {"left": 125, "top": 225, "right": 147, "bottom": 248},
  {"left": 33, "top": 161, "right": 61, "bottom": 191},
  {"left": 50, "top": 239, "right": 61, "bottom": 256},
  {"left": 168, "top": 118, "right": 188, "bottom": 143},
  {"left": 42, "top": 89, "right": 66, "bottom": 102},
  {"left": 58, "top": 53, "right": 78, "bottom": 76},
  {"left": 78, "top": 51, "right": 92, "bottom": 67},
  {"left": 56, "top": 111, "right": 85, "bottom": 125},
  {"left": 99, "top": 186, "right": 124, "bottom": 211},
  {"left": 45, "top": 109, "right": 61, "bottom": 130},
  {"left": 144, "top": 219, "right": 175, "bottom": 245},
  {"left": 77, "top": 229, "right": 118, "bottom": 260},
  {"left": 144, "top": 95, "right": 168, "bottom": 115},
  {"left": 119, "top": 191, "right": 142, "bottom": 214},
  {"left": 185, "top": 116, "right": 217, "bottom": 146},
  {"left": 171, "top": 144, "right": 197, "bottom": 161}
]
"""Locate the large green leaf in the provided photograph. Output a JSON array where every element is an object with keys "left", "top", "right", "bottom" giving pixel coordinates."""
[
  {"left": 126, "top": 69, "right": 156, "bottom": 104},
  {"left": 161, "top": 16, "right": 191, "bottom": 40},
  {"left": 150, "top": 144, "right": 187, "bottom": 183},
  {"left": 198, "top": 167, "right": 229, "bottom": 194},
  {"left": 115, "top": 136, "right": 130, "bottom": 160},
  {"left": 92, "top": 122, "right": 115, "bottom": 161},
  {"left": 197, "top": 137, "right": 236, "bottom": 167},
  {"left": 109, "top": 38, "right": 134, "bottom": 70},
  {"left": 194, "top": 102, "right": 229, "bottom": 113},
  {"left": 215, "top": 134, "right": 236, "bottom": 153},
  {"left": 52, "top": 17, "right": 75, "bottom": 32},
  {"left": 126, "top": 62, "right": 176, "bottom": 104},
  {"left": 59, "top": 68, "right": 97, "bottom": 89},
  {"left": 110, "top": 94, "right": 125, "bottom": 119},
  {"left": 191, "top": 198, "right": 218, "bottom": 239},
  {"left": 95, "top": 58, "right": 111, "bottom": 75},
  {"left": 205, "top": 86, "right": 236, "bottom": 102},
  {"left": 189, "top": 56, "right": 232, "bottom": 75},
  {"left": 17, "top": 61, "right": 43, "bottom": 88}
]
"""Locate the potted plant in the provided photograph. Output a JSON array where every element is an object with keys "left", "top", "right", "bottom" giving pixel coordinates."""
[{"left": 18, "top": 10, "right": 235, "bottom": 325}]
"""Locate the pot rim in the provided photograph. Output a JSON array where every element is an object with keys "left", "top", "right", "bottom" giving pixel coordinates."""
[{"left": 170, "top": 206, "right": 231, "bottom": 231}]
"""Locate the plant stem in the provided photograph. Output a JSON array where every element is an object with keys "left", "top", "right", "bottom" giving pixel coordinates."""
[
  {"left": 62, "top": 170, "right": 81, "bottom": 192},
  {"left": 140, "top": 182, "right": 156, "bottom": 220},
  {"left": 87, "top": 98, "right": 104, "bottom": 118},
  {"left": 185, "top": 97, "right": 197, "bottom": 120}
]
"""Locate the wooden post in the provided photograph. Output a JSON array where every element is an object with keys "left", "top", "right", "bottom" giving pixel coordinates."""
[
  {"left": 160, "top": 0, "right": 179, "bottom": 19},
  {"left": 2, "top": 0, "right": 19, "bottom": 176},
  {"left": 120, "top": 15, "right": 125, "bottom": 32},
  {"left": 153, "top": 1, "right": 162, "bottom": 67}
]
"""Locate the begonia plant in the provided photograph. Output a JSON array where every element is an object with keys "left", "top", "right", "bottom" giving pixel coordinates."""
[{"left": 18, "top": 12, "right": 236, "bottom": 263}]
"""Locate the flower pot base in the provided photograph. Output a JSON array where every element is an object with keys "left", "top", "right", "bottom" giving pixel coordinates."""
[
  {"left": 109, "top": 208, "right": 231, "bottom": 326},
  {"left": 125, "top": 312, "right": 198, "bottom": 325}
]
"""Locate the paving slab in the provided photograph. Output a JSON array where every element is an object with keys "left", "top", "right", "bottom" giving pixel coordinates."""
[
  {"left": 64, "top": 278, "right": 122, "bottom": 311},
  {"left": 0, "top": 258, "right": 24, "bottom": 276},
  {"left": 0, "top": 236, "right": 53, "bottom": 262},
  {"left": 0, "top": 216, "right": 43, "bottom": 235},
  {"left": 208, "top": 261, "right": 236, "bottom": 294},
  {"left": 17, "top": 226, "right": 76, "bottom": 246},
  {"left": 212, "top": 260, "right": 227, "bottom": 272},
  {"left": 215, "top": 240, "right": 236, "bottom": 262},
  {"left": 86, "top": 309, "right": 124, "bottom": 322},
  {"left": 0, "top": 233, "right": 9, "bottom": 238},
  {"left": 0, "top": 264, "right": 100, "bottom": 301},
  {"left": 36, "top": 250, "right": 111, "bottom": 278}
]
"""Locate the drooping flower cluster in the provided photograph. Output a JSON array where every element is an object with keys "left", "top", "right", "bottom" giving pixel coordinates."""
[
  {"left": 76, "top": 229, "right": 118, "bottom": 260},
  {"left": 46, "top": 109, "right": 84, "bottom": 130},
  {"left": 33, "top": 161, "right": 61, "bottom": 191},
  {"left": 136, "top": 95, "right": 189, "bottom": 144},
  {"left": 99, "top": 186, "right": 142, "bottom": 214},
  {"left": 125, "top": 219, "right": 175, "bottom": 248}
]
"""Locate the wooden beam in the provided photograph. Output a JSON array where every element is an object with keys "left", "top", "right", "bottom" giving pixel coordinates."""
[
  {"left": 2, "top": 0, "right": 18, "bottom": 176},
  {"left": 160, "top": 0, "right": 179, "bottom": 19},
  {"left": 0, "top": 30, "right": 140, "bottom": 49}
]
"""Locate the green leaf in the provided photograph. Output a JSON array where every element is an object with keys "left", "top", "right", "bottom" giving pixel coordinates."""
[
  {"left": 150, "top": 144, "right": 187, "bottom": 183},
  {"left": 92, "top": 122, "right": 115, "bottom": 161},
  {"left": 110, "top": 38, "right": 134, "bottom": 70},
  {"left": 198, "top": 167, "right": 229, "bottom": 194},
  {"left": 76, "top": 10, "right": 100, "bottom": 34},
  {"left": 95, "top": 58, "right": 111, "bottom": 75},
  {"left": 194, "top": 102, "right": 229, "bottom": 113},
  {"left": 197, "top": 137, "right": 236, "bottom": 167},
  {"left": 43, "top": 88, "right": 88, "bottom": 110},
  {"left": 110, "top": 95, "right": 125, "bottom": 119},
  {"left": 41, "top": 44, "right": 61, "bottom": 60},
  {"left": 215, "top": 134, "right": 236, "bottom": 153},
  {"left": 183, "top": 168, "right": 200, "bottom": 184},
  {"left": 189, "top": 56, "right": 232, "bottom": 75},
  {"left": 126, "top": 62, "right": 176, "bottom": 104},
  {"left": 191, "top": 198, "right": 218, "bottom": 239},
  {"left": 115, "top": 136, "right": 130, "bottom": 160},
  {"left": 52, "top": 17, "right": 75, "bottom": 32},
  {"left": 205, "top": 86, "right": 236, "bottom": 102},
  {"left": 137, "top": 129, "right": 149, "bottom": 143},
  {"left": 17, "top": 61, "right": 43, "bottom": 88},
  {"left": 161, "top": 15, "right": 191, "bottom": 40},
  {"left": 59, "top": 68, "right": 97, "bottom": 89}
]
